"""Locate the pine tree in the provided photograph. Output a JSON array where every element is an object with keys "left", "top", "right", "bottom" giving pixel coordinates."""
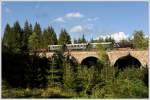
[
  {"left": 98, "top": 37, "right": 104, "bottom": 42},
  {"left": 22, "top": 20, "right": 32, "bottom": 52},
  {"left": 2, "top": 23, "right": 12, "bottom": 48},
  {"left": 48, "top": 52, "right": 64, "bottom": 85},
  {"left": 47, "top": 26, "right": 57, "bottom": 45},
  {"left": 33, "top": 22, "right": 42, "bottom": 48},
  {"left": 58, "top": 29, "right": 71, "bottom": 45},
  {"left": 82, "top": 34, "right": 86, "bottom": 43},
  {"left": 78, "top": 38, "right": 82, "bottom": 43},
  {"left": 51, "top": 26, "right": 57, "bottom": 45},
  {"left": 63, "top": 55, "right": 75, "bottom": 90},
  {"left": 76, "top": 35, "right": 87, "bottom": 43},
  {"left": 42, "top": 29, "right": 48, "bottom": 48},
  {"left": 42, "top": 26, "right": 57, "bottom": 48},
  {"left": 28, "top": 32, "right": 39, "bottom": 52},
  {"left": 90, "top": 38, "right": 94, "bottom": 43},
  {"left": 29, "top": 24, "right": 33, "bottom": 34},
  {"left": 11, "top": 21, "right": 23, "bottom": 53},
  {"left": 74, "top": 38, "right": 78, "bottom": 44}
]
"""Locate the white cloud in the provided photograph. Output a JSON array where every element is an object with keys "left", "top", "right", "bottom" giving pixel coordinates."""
[
  {"left": 69, "top": 24, "right": 94, "bottom": 33},
  {"left": 65, "top": 12, "right": 83, "bottom": 18},
  {"left": 69, "top": 25, "right": 84, "bottom": 33},
  {"left": 52, "top": 12, "right": 83, "bottom": 23},
  {"left": 52, "top": 12, "right": 84, "bottom": 23},
  {"left": 87, "top": 17, "right": 99, "bottom": 21},
  {"left": 53, "top": 17, "right": 65, "bottom": 23}
]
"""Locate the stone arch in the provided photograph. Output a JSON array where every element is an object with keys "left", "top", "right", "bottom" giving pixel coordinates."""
[
  {"left": 81, "top": 56, "right": 103, "bottom": 69},
  {"left": 114, "top": 54, "right": 142, "bottom": 69},
  {"left": 130, "top": 51, "right": 148, "bottom": 67}
]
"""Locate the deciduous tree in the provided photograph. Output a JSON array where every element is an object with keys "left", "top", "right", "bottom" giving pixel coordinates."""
[{"left": 132, "top": 31, "right": 145, "bottom": 49}]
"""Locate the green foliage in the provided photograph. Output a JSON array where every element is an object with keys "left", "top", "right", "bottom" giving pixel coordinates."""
[
  {"left": 2, "top": 51, "right": 148, "bottom": 98},
  {"left": 117, "top": 67, "right": 144, "bottom": 80},
  {"left": 58, "top": 29, "right": 71, "bottom": 45},
  {"left": 41, "top": 86, "right": 76, "bottom": 98},
  {"left": 2, "top": 50, "right": 49, "bottom": 88},
  {"left": 63, "top": 63, "right": 75, "bottom": 90},
  {"left": 48, "top": 26, "right": 57, "bottom": 45},
  {"left": 91, "top": 67, "right": 148, "bottom": 98},
  {"left": 28, "top": 32, "right": 39, "bottom": 52},
  {"left": 22, "top": 20, "right": 33, "bottom": 52},
  {"left": 97, "top": 44, "right": 108, "bottom": 63},
  {"left": 12, "top": 21, "right": 23, "bottom": 53},
  {"left": 2, "top": 21, "right": 23, "bottom": 53},
  {"left": 143, "top": 37, "right": 149, "bottom": 49},
  {"left": 75, "top": 34, "right": 87, "bottom": 43},
  {"left": 2, "top": 23, "right": 12, "bottom": 48},
  {"left": 105, "top": 37, "right": 115, "bottom": 43},
  {"left": 2, "top": 87, "right": 44, "bottom": 98},
  {"left": 2, "top": 21, "right": 148, "bottom": 98},
  {"left": 91, "top": 79, "right": 148, "bottom": 98},
  {"left": 2, "top": 51, "right": 27, "bottom": 87},
  {"left": 71, "top": 66, "right": 96, "bottom": 97},
  {"left": 99, "top": 65, "right": 117, "bottom": 81},
  {"left": 73, "top": 38, "right": 78, "bottom": 44},
  {"left": 90, "top": 37, "right": 115, "bottom": 43},
  {"left": 48, "top": 52, "right": 64, "bottom": 85},
  {"left": 132, "top": 30, "right": 148, "bottom": 49},
  {"left": 2, "top": 21, "right": 34, "bottom": 53},
  {"left": 33, "top": 22, "right": 42, "bottom": 48},
  {"left": 25, "top": 56, "right": 49, "bottom": 88},
  {"left": 42, "top": 26, "right": 57, "bottom": 48}
]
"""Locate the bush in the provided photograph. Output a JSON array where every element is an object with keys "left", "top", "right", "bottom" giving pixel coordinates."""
[
  {"left": 91, "top": 67, "right": 148, "bottom": 98},
  {"left": 91, "top": 79, "right": 148, "bottom": 98},
  {"left": 2, "top": 88, "right": 44, "bottom": 98},
  {"left": 41, "top": 86, "right": 76, "bottom": 98},
  {"left": 117, "top": 67, "right": 145, "bottom": 81}
]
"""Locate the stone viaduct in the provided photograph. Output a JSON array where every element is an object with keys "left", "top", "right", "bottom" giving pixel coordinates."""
[{"left": 39, "top": 50, "right": 148, "bottom": 67}]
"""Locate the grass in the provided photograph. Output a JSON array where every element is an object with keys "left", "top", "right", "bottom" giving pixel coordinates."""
[{"left": 2, "top": 85, "right": 76, "bottom": 98}]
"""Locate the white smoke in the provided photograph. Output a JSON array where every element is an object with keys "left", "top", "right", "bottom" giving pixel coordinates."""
[{"left": 97, "top": 32, "right": 128, "bottom": 42}]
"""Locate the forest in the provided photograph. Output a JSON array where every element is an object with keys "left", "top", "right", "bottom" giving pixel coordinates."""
[{"left": 2, "top": 21, "right": 149, "bottom": 98}]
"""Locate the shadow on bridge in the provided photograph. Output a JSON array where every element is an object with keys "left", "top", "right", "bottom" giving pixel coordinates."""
[
  {"left": 114, "top": 54, "right": 141, "bottom": 70},
  {"left": 81, "top": 56, "right": 104, "bottom": 70}
]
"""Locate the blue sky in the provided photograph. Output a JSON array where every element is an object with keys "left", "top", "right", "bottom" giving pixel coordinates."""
[{"left": 2, "top": 1, "right": 149, "bottom": 41}]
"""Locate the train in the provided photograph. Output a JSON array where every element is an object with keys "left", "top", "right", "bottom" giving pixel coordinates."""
[{"left": 48, "top": 42, "right": 113, "bottom": 51}]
